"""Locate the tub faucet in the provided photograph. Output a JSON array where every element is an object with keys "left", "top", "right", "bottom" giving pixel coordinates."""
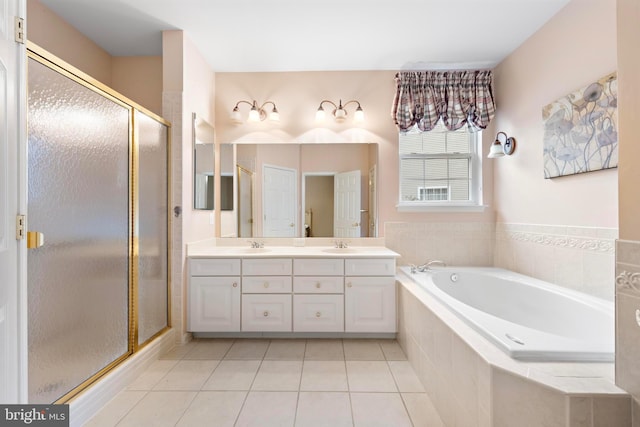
[{"left": 417, "top": 260, "right": 446, "bottom": 271}]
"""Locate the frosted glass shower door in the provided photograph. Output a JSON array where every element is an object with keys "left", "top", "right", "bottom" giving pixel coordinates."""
[
  {"left": 27, "top": 57, "right": 131, "bottom": 403},
  {"left": 136, "top": 110, "right": 169, "bottom": 345}
]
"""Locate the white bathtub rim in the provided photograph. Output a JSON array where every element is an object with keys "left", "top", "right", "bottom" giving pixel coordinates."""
[
  {"left": 396, "top": 268, "right": 626, "bottom": 396},
  {"left": 408, "top": 266, "right": 614, "bottom": 361}
]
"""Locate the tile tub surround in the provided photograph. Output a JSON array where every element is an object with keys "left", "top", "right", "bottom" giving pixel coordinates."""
[
  {"left": 384, "top": 222, "right": 496, "bottom": 267},
  {"left": 616, "top": 240, "right": 640, "bottom": 404},
  {"left": 385, "top": 221, "right": 617, "bottom": 300},
  {"left": 85, "top": 338, "right": 443, "bottom": 427},
  {"left": 495, "top": 223, "right": 617, "bottom": 301},
  {"left": 397, "top": 274, "right": 631, "bottom": 427}
]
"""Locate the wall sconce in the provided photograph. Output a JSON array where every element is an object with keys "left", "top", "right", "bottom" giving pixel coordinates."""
[
  {"left": 231, "top": 100, "right": 279, "bottom": 124},
  {"left": 315, "top": 99, "right": 364, "bottom": 123},
  {"left": 488, "top": 131, "right": 516, "bottom": 158}
]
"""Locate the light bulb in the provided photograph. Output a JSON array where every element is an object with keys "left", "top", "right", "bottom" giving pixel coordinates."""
[
  {"left": 269, "top": 108, "right": 280, "bottom": 122},
  {"left": 230, "top": 107, "right": 242, "bottom": 124},
  {"left": 248, "top": 107, "right": 260, "bottom": 122},
  {"left": 354, "top": 106, "right": 364, "bottom": 123}
]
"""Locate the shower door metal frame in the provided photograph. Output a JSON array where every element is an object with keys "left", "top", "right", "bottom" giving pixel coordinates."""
[{"left": 26, "top": 42, "right": 172, "bottom": 404}]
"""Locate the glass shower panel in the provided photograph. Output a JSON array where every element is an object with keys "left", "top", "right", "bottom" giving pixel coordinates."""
[
  {"left": 136, "top": 110, "right": 169, "bottom": 345},
  {"left": 27, "top": 58, "right": 130, "bottom": 403}
]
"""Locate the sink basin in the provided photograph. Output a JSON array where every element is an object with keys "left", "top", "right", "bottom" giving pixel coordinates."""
[
  {"left": 237, "top": 247, "right": 272, "bottom": 253},
  {"left": 321, "top": 248, "right": 359, "bottom": 254}
]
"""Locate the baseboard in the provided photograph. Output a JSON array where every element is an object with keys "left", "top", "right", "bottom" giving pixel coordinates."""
[{"left": 68, "top": 329, "right": 175, "bottom": 427}]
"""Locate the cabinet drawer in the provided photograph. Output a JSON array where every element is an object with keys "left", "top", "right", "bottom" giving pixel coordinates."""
[
  {"left": 294, "top": 258, "right": 344, "bottom": 276},
  {"left": 293, "top": 295, "right": 344, "bottom": 332},
  {"left": 345, "top": 258, "right": 395, "bottom": 276},
  {"left": 241, "top": 294, "right": 292, "bottom": 332},
  {"left": 190, "top": 258, "right": 241, "bottom": 276},
  {"left": 242, "top": 276, "right": 292, "bottom": 294},
  {"left": 243, "top": 258, "right": 292, "bottom": 276},
  {"left": 293, "top": 276, "right": 344, "bottom": 294}
]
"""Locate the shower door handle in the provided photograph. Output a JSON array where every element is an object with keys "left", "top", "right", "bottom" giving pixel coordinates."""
[{"left": 27, "top": 231, "right": 45, "bottom": 249}]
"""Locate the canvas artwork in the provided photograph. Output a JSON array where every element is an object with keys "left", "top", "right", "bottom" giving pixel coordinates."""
[{"left": 542, "top": 72, "right": 618, "bottom": 179}]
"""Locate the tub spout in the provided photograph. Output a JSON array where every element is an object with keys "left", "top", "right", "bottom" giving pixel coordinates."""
[{"left": 418, "top": 260, "right": 446, "bottom": 271}]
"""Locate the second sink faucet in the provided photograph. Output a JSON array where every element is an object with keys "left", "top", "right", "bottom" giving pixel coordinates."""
[
  {"left": 334, "top": 240, "right": 349, "bottom": 249},
  {"left": 248, "top": 240, "right": 264, "bottom": 248}
]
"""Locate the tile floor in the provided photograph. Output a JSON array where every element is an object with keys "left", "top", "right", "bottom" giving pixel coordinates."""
[{"left": 85, "top": 338, "right": 444, "bottom": 427}]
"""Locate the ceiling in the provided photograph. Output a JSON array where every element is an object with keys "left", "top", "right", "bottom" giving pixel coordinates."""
[{"left": 40, "top": 0, "right": 570, "bottom": 73}]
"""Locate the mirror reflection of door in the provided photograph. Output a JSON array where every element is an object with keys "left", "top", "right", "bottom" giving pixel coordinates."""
[
  {"left": 237, "top": 166, "right": 254, "bottom": 238},
  {"left": 263, "top": 164, "right": 297, "bottom": 237},
  {"left": 369, "top": 164, "right": 377, "bottom": 237},
  {"left": 334, "top": 170, "right": 361, "bottom": 237},
  {"left": 304, "top": 174, "right": 335, "bottom": 237}
]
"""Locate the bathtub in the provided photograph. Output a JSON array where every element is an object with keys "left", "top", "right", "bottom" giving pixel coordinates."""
[{"left": 397, "top": 266, "right": 614, "bottom": 362}]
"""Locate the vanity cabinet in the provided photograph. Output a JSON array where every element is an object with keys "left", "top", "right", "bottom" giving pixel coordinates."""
[
  {"left": 293, "top": 259, "right": 345, "bottom": 332},
  {"left": 188, "top": 259, "right": 241, "bottom": 332},
  {"left": 241, "top": 259, "right": 293, "bottom": 332},
  {"left": 344, "top": 259, "right": 396, "bottom": 333},
  {"left": 188, "top": 253, "right": 396, "bottom": 335}
]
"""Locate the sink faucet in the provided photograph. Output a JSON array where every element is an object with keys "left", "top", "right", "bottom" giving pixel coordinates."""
[
  {"left": 334, "top": 240, "right": 349, "bottom": 249},
  {"left": 415, "top": 260, "right": 446, "bottom": 272},
  {"left": 248, "top": 240, "right": 264, "bottom": 248}
]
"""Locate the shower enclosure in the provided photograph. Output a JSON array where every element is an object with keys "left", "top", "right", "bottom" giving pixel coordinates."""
[{"left": 26, "top": 45, "right": 170, "bottom": 404}]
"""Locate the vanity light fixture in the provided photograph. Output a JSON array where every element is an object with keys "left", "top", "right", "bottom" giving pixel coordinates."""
[
  {"left": 315, "top": 99, "right": 364, "bottom": 123},
  {"left": 231, "top": 100, "right": 280, "bottom": 124},
  {"left": 487, "top": 131, "right": 516, "bottom": 158}
]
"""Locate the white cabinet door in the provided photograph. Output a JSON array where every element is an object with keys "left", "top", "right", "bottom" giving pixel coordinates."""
[
  {"left": 293, "top": 295, "right": 344, "bottom": 332},
  {"left": 242, "top": 294, "right": 292, "bottom": 332},
  {"left": 345, "top": 277, "right": 396, "bottom": 333},
  {"left": 189, "top": 276, "right": 240, "bottom": 332}
]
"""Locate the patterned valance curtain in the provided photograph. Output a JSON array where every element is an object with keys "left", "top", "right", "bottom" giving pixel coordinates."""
[{"left": 392, "top": 70, "right": 496, "bottom": 132}]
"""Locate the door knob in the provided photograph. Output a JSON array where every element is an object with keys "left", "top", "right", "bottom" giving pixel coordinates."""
[
  {"left": 352, "top": 222, "right": 360, "bottom": 227},
  {"left": 290, "top": 223, "right": 295, "bottom": 227},
  {"left": 27, "top": 231, "right": 45, "bottom": 249}
]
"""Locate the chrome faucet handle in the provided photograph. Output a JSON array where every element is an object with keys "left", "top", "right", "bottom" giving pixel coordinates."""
[{"left": 409, "top": 264, "right": 417, "bottom": 274}]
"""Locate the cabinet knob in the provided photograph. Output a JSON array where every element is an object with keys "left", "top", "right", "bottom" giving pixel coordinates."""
[
  {"left": 347, "top": 282, "right": 352, "bottom": 288},
  {"left": 263, "top": 311, "right": 269, "bottom": 317},
  {"left": 232, "top": 282, "right": 238, "bottom": 288},
  {"left": 264, "top": 282, "right": 269, "bottom": 288},
  {"left": 315, "top": 282, "right": 321, "bottom": 288},
  {"left": 316, "top": 312, "right": 321, "bottom": 318}
]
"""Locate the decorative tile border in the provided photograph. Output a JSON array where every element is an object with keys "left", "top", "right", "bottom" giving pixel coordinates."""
[
  {"left": 616, "top": 271, "right": 640, "bottom": 294},
  {"left": 496, "top": 223, "right": 616, "bottom": 254}
]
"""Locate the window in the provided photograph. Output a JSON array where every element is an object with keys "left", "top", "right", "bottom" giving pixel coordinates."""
[{"left": 398, "top": 121, "right": 483, "bottom": 211}]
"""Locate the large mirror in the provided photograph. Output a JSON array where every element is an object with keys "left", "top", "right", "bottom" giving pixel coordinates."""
[
  {"left": 193, "top": 113, "right": 215, "bottom": 210},
  {"left": 221, "top": 143, "right": 378, "bottom": 238}
]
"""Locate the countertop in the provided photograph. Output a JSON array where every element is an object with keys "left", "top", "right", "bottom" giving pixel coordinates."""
[{"left": 187, "top": 245, "right": 400, "bottom": 259}]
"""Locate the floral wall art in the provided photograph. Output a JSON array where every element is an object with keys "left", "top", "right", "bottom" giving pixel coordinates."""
[{"left": 542, "top": 72, "right": 618, "bottom": 178}]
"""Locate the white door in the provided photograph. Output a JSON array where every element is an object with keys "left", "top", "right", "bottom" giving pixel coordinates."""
[
  {"left": 368, "top": 165, "right": 377, "bottom": 237},
  {"left": 0, "top": 0, "right": 27, "bottom": 403},
  {"left": 334, "top": 170, "right": 361, "bottom": 238},
  {"left": 263, "top": 165, "right": 297, "bottom": 237}
]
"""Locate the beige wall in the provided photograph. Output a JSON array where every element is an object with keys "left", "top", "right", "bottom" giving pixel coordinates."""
[
  {"left": 492, "top": 0, "right": 618, "bottom": 228},
  {"left": 617, "top": 0, "right": 640, "bottom": 241},
  {"left": 27, "top": 0, "right": 162, "bottom": 116},
  {"left": 27, "top": 0, "right": 112, "bottom": 85},
  {"left": 616, "top": 0, "right": 640, "bottom": 411},
  {"left": 161, "top": 30, "right": 216, "bottom": 342},
  {"left": 215, "top": 71, "right": 496, "bottom": 237},
  {"left": 111, "top": 56, "right": 163, "bottom": 116}
]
